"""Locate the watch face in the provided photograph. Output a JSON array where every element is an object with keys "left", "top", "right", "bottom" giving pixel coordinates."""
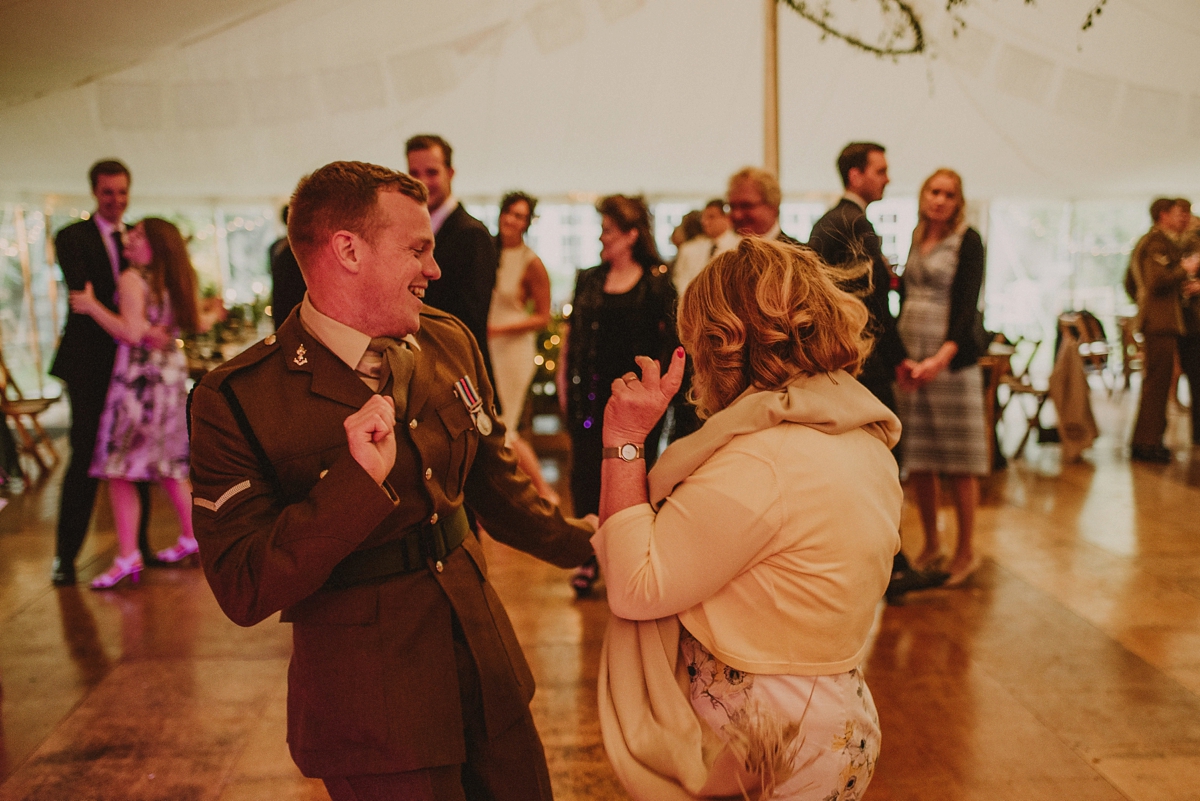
[{"left": 620, "top": 443, "right": 639, "bottom": 461}]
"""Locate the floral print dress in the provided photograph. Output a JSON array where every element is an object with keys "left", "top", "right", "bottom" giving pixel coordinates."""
[
  {"left": 89, "top": 274, "right": 190, "bottom": 482},
  {"left": 680, "top": 629, "right": 880, "bottom": 801}
]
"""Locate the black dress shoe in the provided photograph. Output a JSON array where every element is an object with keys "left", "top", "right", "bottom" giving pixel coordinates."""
[
  {"left": 51, "top": 557, "right": 76, "bottom": 586},
  {"left": 1131, "top": 444, "right": 1172, "bottom": 464},
  {"left": 140, "top": 551, "right": 169, "bottom": 568},
  {"left": 885, "top": 564, "right": 948, "bottom": 605}
]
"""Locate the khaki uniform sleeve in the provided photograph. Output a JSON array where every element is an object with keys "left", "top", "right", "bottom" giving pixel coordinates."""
[
  {"left": 189, "top": 379, "right": 398, "bottom": 626},
  {"left": 1140, "top": 236, "right": 1186, "bottom": 296},
  {"left": 456, "top": 328, "right": 594, "bottom": 569}
]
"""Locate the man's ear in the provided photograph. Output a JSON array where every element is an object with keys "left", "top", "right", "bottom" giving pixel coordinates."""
[{"left": 330, "top": 230, "right": 362, "bottom": 274}]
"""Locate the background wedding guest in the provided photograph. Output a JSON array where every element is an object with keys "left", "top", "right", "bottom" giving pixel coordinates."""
[
  {"left": 48, "top": 159, "right": 157, "bottom": 585},
  {"left": 268, "top": 205, "right": 306, "bottom": 328},
  {"left": 406, "top": 133, "right": 499, "bottom": 388},
  {"left": 488, "top": 191, "right": 557, "bottom": 500},
  {"left": 69, "top": 219, "right": 203, "bottom": 589},
  {"left": 672, "top": 198, "right": 739, "bottom": 296},
  {"left": 1127, "top": 197, "right": 1193, "bottom": 462},
  {"left": 595, "top": 237, "right": 899, "bottom": 800},
  {"left": 808, "top": 143, "right": 931, "bottom": 601},
  {"left": 726, "top": 167, "right": 800, "bottom": 245},
  {"left": 894, "top": 169, "right": 988, "bottom": 588},
  {"left": 559, "top": 195, "right": 677, "bottom": 595},
  {"left": 1178, "top": 215, "right": 1200, "bottom": 445}
]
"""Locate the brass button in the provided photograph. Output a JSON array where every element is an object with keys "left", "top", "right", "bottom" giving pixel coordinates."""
[
  {"left": 429, "top": 513, "right": 438, "bottom": 525},
  {"left": 264, "top": 334, "right": 276, "bottom": 345},
  {"left": 409, "top": 419, "right": 418, "bottom": 429},
  {"left": 435, "top": 560, "right": 444, "bottom": 573},
  {"left": 319, "top": 469, "right": 328, "bottom": 479},
  {"left": 424, "top": 468, "right": 432, "bottom": 480}
]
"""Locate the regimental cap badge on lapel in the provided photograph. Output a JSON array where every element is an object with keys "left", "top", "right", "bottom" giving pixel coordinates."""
[{"left": 294, "top": 343, "right": 308, "bottom": 366}]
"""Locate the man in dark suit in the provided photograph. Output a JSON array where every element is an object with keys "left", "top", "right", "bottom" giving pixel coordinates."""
[
  {"left": 726, "top": 166, "right": 801, "bottom": 245},
  {"left": 405, "top": 134, "right": 498, "bottom": 389},
  {"left": 807, "top": 142, "right": 905, "bottom": 412},
  {"left": 189, "top": 161, "right": 593, "bottom": 800},
  {"left": 269, "top": 205, "right": 307, "bottom": 328},
  {"left": 49, "top": 160, "right": 156, "bottom": 585},
  {"left": 808, "top": 143, "right": 932, "bottom": 601}
]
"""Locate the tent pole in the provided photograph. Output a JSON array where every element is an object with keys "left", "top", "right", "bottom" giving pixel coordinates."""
[{"left": 764, "top": 0, "right": 780, "bottom": 178}]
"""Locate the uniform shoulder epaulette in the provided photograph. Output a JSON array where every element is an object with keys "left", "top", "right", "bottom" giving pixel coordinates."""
[{"left": 197, "top": 334, "right": 281, "bottom": 388}]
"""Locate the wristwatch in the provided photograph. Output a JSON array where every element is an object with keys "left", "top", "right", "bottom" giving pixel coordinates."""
[{"left": 602, "top": 442, "right": 645, "bottom": 462}]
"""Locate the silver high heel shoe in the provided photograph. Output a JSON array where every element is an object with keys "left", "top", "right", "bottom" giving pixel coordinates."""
[{"left": 90, "top": 551, "right": 144, "bottom": 590}]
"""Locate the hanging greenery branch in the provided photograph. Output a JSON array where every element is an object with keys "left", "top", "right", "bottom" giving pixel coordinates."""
[
  {"left": 1081, "top": 0, "right": 1108, "bottom": 31},
  {"left": 779, "top": 0, "right": 1106, "bottom": 58},
  {"left": 778, "top": 0, "right": 925, "bottom": 57}
]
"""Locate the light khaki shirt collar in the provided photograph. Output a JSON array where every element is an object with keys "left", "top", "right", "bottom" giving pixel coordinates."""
[{"left": 298, "top": 294, "right": 420, "bottom": 373}]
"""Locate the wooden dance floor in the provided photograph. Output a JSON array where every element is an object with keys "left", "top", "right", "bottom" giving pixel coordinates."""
[{"left": 1, "top": 390, "right": 1198, "bottom": 800}]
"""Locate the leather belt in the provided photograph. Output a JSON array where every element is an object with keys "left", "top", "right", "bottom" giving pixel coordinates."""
[{"left": 324, "top": 505, "right": 469, "bottom": 589}]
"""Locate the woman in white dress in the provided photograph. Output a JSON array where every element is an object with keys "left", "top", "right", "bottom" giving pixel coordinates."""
[{"left": 488, "top": 191, "right": 556, "bottom": 499}]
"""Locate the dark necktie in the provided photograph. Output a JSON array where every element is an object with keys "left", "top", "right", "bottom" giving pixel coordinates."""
[
  {"left": 364, "top": 337, "right": 415, "bottom": 419},
  {"left": 111, "top": 229, "right": 128, "bottom": 272}
]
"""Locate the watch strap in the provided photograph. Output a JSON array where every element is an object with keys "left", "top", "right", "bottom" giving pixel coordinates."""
[{"left": 602, "top": 443, "right": 645, "bottom": 461}]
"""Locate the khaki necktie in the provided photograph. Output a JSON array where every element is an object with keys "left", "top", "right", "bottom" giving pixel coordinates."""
[{"left": 365, "top": 337, "right": 415, "bottom": 419}]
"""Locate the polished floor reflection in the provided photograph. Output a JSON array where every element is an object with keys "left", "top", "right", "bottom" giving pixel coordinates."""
[{"left": 1, "top": 389, "right": 1198, "bottom": 800}]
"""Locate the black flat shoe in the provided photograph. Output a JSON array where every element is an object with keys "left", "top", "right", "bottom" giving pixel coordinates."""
[
  {"left": 884, "top": 564, "right": 948, "bottom": 605},
  {"left": 51, "top": 557, "right": 76, "bottom": 586},
  {"left": 571, "top": 556, "right": 600, "bottom": 599},
  {"left": 1131, "top": 444, "right": 1172, "bottom": 464}
]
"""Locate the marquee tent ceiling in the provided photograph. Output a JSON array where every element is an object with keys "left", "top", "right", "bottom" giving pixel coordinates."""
[{"left": 1, "top": 0, "right": 1198, "bottom": 203}]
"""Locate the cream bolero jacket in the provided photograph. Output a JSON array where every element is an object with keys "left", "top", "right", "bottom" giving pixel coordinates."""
[{"left": 592, "top": 371, "right": 902, "bottom": 675}]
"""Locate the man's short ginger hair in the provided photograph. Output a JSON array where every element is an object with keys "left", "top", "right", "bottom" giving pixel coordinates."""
[
  {"left": 728, "top": 167, "right": 782, "bottom": 210},
  {"left": 287, "top": 161, "right": 427, "bottom": 268}
]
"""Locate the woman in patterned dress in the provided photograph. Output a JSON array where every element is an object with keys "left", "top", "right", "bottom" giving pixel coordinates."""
[
  {"left": 895, "top": 169, "right": 988, "bottom": 588},
  {"left": 593, "top": 238, "right": 901, "bottom": 800},
  {"left": 487, "top": 191, "right": 556, "bottom": 500},
  {"left": 69, "top": 218, "right": 202, "bottom": 589}
]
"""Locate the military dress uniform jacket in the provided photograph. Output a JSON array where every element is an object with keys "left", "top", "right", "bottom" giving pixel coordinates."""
[
  {"left": 1130, "top": 227, "right": 1187, "bottom": 336},
  {"left": 189, "top": 307, "right": 593, "bottom": 779}
]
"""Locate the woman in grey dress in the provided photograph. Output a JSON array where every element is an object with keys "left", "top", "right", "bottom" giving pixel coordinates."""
[{"left": 895, "top": 169, "right": 987, "bottom": 588}]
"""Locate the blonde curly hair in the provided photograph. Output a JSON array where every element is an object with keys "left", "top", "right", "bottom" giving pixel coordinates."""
[{"left": 679, "top": 237, "right": 872, "bottom": 419}]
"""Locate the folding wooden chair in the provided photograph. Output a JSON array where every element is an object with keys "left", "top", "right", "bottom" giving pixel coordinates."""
[
  {"left": 997, "top": 337, "right": 1050, "bottom": 458},
  {"left": 1059, "top": 311, "right": 1113, "bottom": 394},
  {"left": 0, "top": 350, "right": 61, "bottom": 480}
]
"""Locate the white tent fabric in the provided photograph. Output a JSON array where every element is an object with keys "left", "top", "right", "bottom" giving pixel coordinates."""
[{"left": 1, "top": 0, "right": 1199, "bottom": 202}]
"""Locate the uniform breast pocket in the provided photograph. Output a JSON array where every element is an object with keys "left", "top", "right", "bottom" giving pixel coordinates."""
[{"left": 435, "top": 392, "right": 478, "bottom": 497}]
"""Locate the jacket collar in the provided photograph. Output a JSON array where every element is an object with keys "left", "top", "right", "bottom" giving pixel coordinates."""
[
  {"left": 646, "top": 370, "right": 901, "bottom": 506},
  {"left": 276, "top": 314, "right": 373, "bottom": 410}
]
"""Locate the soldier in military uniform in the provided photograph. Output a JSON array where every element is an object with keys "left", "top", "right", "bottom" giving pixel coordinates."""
[
  {"left": 1128, "top": 197, "right": 1193, "bottom": 463},
  {"left": 189, "top": 161, "right": 594, "bottom": 800}
]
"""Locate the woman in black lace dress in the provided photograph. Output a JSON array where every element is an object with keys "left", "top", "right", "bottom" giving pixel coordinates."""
[{"left": 559, "top": 195, "right": 677, "bottom": 594}]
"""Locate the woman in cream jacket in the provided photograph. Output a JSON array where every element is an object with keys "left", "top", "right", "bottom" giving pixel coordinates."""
[{"left": 593, "top": 237, "right": 902, "bottom": 801}]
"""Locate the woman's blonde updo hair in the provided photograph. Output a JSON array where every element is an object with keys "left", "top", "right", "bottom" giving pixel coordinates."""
[{"left": 679, "top": 237, "right": 872, "bottom": 419}]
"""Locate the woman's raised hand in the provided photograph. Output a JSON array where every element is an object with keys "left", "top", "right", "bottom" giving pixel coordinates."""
[
  {"left": 602, "top": 347, "right": 686, "bottom": 447},
  {"left": 68, "top": 282, "right": 99, "bottom": 317}
]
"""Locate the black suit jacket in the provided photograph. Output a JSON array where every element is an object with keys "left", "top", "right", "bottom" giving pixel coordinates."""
[
  {"left": 807, "top": 199, "right": 906, "bottom": 385},
  {"left": 49, "top": 218, "right": 120, "bottom": 390},
  {"left": 425, "top": 204, "right": 498, "bottom": 388},
  {"left": 269, "top": 237, "right": 307, "bottom": 330}
]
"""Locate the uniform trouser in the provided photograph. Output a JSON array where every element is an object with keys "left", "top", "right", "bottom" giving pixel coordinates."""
[
  {"left": 55, "top": 381, "right": 152, "bottom": 564},
  {"left": 323, "top": 617, "right": 553, "bottom": 801},
  {"left": 1132, "top": 333, "right": 1178, "bottom": 448},
  {"left": 1178, "top": 334, "right": 1200, "bottom": 443}
]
